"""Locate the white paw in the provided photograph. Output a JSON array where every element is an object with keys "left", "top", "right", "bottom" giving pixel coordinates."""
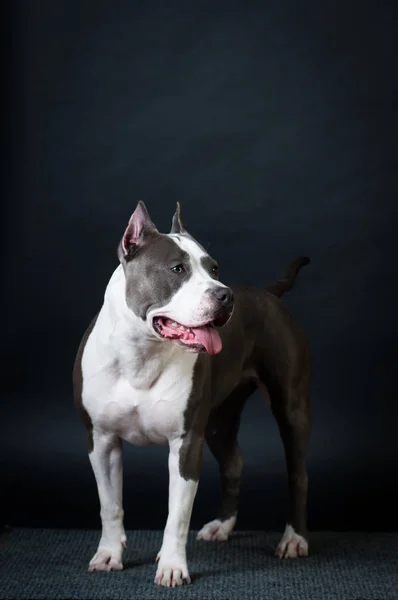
[
  {"left": 275, "top": 524, "right": 308, "bottom": 559},
  {"left": 154, "top": 559, "right": 191, "bottom": 587},
  {"left": 196, "top": 516, "right": 236, "bottom": 542},
  {"left": 88, "top": 547, "right": 123, "bottom": 572}
]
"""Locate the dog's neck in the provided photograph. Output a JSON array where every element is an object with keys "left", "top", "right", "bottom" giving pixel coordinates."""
[{"left": 103, "top": 265, "right": 192, "bottom": 390}]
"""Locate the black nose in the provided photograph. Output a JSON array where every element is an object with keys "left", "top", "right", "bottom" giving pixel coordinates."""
[{"left": 211, "top": 286, "right": 234, "bottom": 307}]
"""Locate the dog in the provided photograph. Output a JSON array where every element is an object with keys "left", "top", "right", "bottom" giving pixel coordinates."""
[{"left": 73, "top": 202, "right": 311, "bottom": 587}]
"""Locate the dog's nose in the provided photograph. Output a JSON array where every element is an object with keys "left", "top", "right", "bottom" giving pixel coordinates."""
[{"left": 211, "top": 287, "right": 234, "bottom": 307}]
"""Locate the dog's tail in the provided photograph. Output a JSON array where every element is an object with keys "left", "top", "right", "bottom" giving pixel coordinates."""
[{"left": 265, "top": 256, "right": 310, "bottom": 298}]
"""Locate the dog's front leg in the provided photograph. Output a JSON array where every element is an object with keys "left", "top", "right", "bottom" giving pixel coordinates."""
[
  {"left": 155, "top": 434, "right": 203, "bottom": 587},
  {"left": 88, "top": 431, "right": 126, "bottom": 571}
]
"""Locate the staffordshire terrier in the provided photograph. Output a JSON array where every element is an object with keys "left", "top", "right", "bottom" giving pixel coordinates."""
[{"left": 73, "top": 202, "right": 311, "bottom": 587}]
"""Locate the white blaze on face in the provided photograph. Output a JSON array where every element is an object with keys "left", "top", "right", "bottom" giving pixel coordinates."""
[{"left": 148, "top": 234, "right": 227, "bottom": 327}]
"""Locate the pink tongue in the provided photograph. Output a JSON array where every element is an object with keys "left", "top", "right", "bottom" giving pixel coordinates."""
[{"left": 191, "top": 326, "right": 222, "bottom": 355}]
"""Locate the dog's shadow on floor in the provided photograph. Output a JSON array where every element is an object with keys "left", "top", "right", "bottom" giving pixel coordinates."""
[
  {"left": 123, "top": 554, "right": 157, "bottom": 569},
  {"left": 121, "top": 534, "right": 355, "bottom": 575},
  {"left": 122, "top": 556, "right": 227, "bottom": 582}
]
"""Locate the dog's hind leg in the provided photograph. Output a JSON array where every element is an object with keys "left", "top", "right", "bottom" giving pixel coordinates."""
[
  {"left": 197, "top": 381, "right": 256, "bottom": 542},
  {"left": 267, "top": 379, "right": 311, "bottom": 559}
]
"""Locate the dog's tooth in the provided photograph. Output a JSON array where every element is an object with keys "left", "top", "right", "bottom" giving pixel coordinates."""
[
  {"left": 179, "top": 325, "right": 185, "bottom": 331},
  {"left": 171, "top": 321, "right": 178, "bottom": 327}
]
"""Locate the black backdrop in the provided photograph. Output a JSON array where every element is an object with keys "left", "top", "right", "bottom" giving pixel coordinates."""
[{"left": 2, "top": 0, "right": 397, "bottom": 533}]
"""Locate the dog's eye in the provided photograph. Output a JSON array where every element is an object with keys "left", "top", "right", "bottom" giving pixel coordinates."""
[
  {"left": 171, "top": 264, "right": 185, "bottom": 274},
  {"left": 212, "top": 265, "right": 219, "bottom": 277}
]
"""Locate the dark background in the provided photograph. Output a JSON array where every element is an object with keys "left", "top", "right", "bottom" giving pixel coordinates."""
[{"left": 2, "top": 0, "right": 397, "bottom": 533}]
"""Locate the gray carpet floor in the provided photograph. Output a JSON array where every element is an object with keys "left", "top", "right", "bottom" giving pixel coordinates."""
[{"left": 0, "top": 528, "right": 397, "bottom": 600}]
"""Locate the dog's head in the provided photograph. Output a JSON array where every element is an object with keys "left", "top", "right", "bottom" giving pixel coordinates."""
[{"left": 117, "top": 202, "right": 234, "bottom": 355}]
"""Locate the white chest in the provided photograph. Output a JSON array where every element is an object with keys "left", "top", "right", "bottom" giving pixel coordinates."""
[
  {"left": 94, "top": 374, "right": 192, "bottom": 445},
  {"left": 81, "top": 323, "right": 198, "bottom": 446}
]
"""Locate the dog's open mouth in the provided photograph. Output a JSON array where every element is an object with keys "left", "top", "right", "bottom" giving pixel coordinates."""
[{"left": 153, "top": 317, "right": 223, "bottom": 355}]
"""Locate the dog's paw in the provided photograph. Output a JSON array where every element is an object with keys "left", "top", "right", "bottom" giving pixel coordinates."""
[
  {"left": 154, "top": 559, "right": 191, "bottom": 587},
  {"left": 196, "top": 516, "right": 236, "bottom": 542},
  {"left": 275, "top": 524, "right": 308, "bottom": 559},
  {"left": 88, "top": 547, "right": 123, "bottom": 572}
]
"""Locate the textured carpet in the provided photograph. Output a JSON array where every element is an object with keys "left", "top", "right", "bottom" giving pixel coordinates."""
[{"left": 0, "top": 528, "right": 397, "bottom": 600}]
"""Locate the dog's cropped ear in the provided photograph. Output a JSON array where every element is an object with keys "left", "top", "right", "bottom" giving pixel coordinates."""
[
  {"left": 170, "top": 202, "right": 186, "bottom": 234},
  {"left": 119, "top": 201, "right": 158, "bottom": 260}
]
